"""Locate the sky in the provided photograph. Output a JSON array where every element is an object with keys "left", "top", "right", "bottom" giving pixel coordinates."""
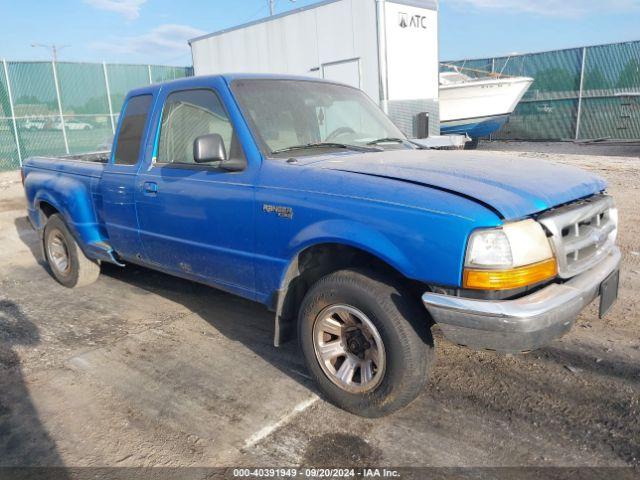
[{"left": 1, "top": 0, "right": 639, "bottom": 66}]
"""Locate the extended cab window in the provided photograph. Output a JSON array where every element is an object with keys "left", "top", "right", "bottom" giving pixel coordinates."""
[
  {"left": 157, "top": 89, "right": 242, "bottom": 165},
  {"left": 114, "top": 94, "right": 153, "bottom": 166}
]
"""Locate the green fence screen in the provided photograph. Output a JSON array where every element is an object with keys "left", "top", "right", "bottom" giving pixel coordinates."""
[
  {"left": 445, "top": 40, "right": 640, "bottom": 141},
  {"left": 0, "top": 61, "right": 192, "bottom": 171}
]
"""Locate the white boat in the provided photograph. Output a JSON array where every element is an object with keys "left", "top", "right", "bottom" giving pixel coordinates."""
[{"left": 439, "top": 69, "right": 533, "bottom": 144}]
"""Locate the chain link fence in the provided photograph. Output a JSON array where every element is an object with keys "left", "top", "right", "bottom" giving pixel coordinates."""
[
  {"left": 0, "top": 61, "right": 193, "bottom": 171},
  {"left": 445, "top": 40, "right": 640, "bottom": 141}
]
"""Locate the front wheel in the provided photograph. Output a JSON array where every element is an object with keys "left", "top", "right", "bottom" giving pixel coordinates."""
[
  {"left": 298, "top": 269, "right": 434, "bottom": 417},
  {"left": 44, "top": 214, "right": 101, "bottom": 288}
]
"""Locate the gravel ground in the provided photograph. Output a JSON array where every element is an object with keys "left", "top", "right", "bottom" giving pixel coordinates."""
[{"left": 0, "top": 141, "right": 639, "bottom": 472}]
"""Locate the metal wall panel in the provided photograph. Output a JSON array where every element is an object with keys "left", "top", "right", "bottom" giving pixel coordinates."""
[
  {"left": 351, "top": 0, "right": 381, "bottom": 102},
  {"left": 190, "top": 0, "right": 382, "bottom": 101},
  {"left": 315, "top": 1, "right": 356, "bottom": 63},
  {"left": 388, "top": 98, "right": 439, "bottom": 137}
]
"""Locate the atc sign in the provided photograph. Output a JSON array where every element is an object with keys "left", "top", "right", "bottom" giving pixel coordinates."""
[{"left": 399, "top": 12, "right": 428, "bottom": 29}]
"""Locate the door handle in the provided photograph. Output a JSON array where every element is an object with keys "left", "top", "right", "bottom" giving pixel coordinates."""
[{"left": 143, "top": 181, "right": 158, "bottom": 195}]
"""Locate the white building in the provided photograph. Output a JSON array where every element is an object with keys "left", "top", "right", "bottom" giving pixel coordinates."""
[{"left": 189, "top": 0, "right": 440, "bottom": 137}]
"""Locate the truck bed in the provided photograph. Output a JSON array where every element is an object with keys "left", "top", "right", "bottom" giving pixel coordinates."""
[
  {"left": 23, "top": 150, "right": 109, "bottom": 258},
  {"left": 23, "top": 151, "right": 109, "bottom": 179},
  {"left": 62, "top": 151, "right": 111, "bottom": 163},
  {"left": 37, "top": 151, "right": 111, "bottom": 164}
]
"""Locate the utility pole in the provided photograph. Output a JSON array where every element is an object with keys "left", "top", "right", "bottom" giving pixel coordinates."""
[
  {"left": 31, "top": 43, "right": 70, "bottom": 62},
  {"left": 31, "top": 43, "right": 71, "bottom": 153},
  {"left": 269, "top": 0, "right": 295, "bottom": 16}
]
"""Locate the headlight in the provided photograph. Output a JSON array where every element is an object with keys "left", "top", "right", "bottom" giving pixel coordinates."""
[
  {"left": 466, "top": 229, "right": 512, "bottom": 267},
  {"left": 464, "top": 219, "right": 557, "bottom": 290}
]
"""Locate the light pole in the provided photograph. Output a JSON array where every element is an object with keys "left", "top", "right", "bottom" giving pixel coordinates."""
[{"left": 31, "top": 43, "right": 70, "bottom": 62}]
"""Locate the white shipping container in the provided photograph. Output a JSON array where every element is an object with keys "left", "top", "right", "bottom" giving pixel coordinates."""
[{"left": 190, "top": 0, "right": 440, "bottom": 136}]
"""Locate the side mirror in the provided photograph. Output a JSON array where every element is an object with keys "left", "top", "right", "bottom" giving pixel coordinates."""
[
  {"left": 193, "top": 134, "right": 227, "bottom": 164},
  {"left": 193, "top": 134, "right": 247, "bottom": 172}
]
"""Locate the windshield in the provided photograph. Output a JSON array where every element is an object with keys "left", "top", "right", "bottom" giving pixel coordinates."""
[{"left": 232, "top": 79, "right": 410, "bottom": 156}]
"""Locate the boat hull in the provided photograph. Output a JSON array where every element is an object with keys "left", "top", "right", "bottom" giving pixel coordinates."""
[
  {"left": 439, "top": 77, "right": 532, "bottom": 138},
  {"left": 441, "top": 113, "right": 510, "bottom": 138}
]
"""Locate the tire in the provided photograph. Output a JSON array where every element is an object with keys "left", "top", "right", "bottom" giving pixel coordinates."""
[
  {"left": 298, "top": 269, "right": 434, "bottom": 417},
  {"left": 43, "top": 214, "right": 100, "bottom": 288}
]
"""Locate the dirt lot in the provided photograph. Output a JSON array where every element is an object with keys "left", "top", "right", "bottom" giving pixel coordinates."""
[{"left": 0, "top": 141, "right": 639, "bottom": 471}]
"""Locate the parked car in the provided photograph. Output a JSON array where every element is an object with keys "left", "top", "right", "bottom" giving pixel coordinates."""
[
  {"left": 51, "top": 120, "right": 94, "bottom": 131},
  {"left": 22, "top": 75, "right": 620, "bottom": 417},
  {"left": 22, "top": 118, "right": 46, "bottom": 131}
]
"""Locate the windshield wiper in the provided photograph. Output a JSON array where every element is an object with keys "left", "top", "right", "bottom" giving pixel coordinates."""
[
  {"left": 271, "top": 142, "right": 382, "bottom": 155},
  {"left": 367, "top": 137, "right": 428, "bottom": 150},
  {"left": 367, "top": 137, "right": 407, "bottom": 145}
]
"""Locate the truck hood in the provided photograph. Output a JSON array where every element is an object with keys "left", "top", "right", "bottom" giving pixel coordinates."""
[{"left": 309, "top": 150, "right": 606, "bottom": 220}]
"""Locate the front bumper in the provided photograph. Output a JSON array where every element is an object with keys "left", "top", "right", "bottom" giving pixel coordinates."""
[{"left": 422, "top": 247, "right": 621, "bottom": 353}]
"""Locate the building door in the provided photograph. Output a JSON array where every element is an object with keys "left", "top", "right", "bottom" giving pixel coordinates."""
[{"left": 322, "top": 58, "right": 361, "bottom": 89}]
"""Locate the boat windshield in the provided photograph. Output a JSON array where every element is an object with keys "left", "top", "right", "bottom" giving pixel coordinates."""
[
  {"left": 231, "top": 79, "right": 412, "bottom": 156},
  {"left": 439, "top": 72, "right": 473, "bottom": 85}
]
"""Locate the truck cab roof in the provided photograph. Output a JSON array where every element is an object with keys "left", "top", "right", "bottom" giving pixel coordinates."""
[{"left": 127, "top": 73, "right": 345, "bottom": 99}]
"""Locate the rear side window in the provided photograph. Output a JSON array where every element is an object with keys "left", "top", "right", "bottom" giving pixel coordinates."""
[{"left": 114, "top": 94, "right": 153, "bottom": 166}]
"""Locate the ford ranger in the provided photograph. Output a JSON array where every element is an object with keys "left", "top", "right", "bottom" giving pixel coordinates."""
[{"left": 22, "top": 75, "right": 621, "bottom": 417}]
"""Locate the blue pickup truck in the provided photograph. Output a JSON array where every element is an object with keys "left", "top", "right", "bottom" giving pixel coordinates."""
[{"left": 23, "top": 75, "right": 621, "bottom": 417}]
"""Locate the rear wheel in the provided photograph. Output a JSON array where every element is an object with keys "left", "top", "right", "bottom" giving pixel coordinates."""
[
  {"left": 44, "top": 214, "right": 100, "bottom": 288},
  {"left": 298, "top": 269, "right": 434, "bottom": 417}
]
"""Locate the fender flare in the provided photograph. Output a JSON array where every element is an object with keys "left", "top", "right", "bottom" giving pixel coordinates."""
[
  {"left": 272, "top": 219, "right": 414, "bottom": 346},
  {"left": 27, "top": 174, "right": 110, "bottom": 260}
]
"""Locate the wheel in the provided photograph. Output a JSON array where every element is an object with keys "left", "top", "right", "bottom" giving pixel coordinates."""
[
  {"left": 464, "top": 138, "right": 479, "bottom": 150},
  {"left": 43, "top": 214, "right": 100, "bottom": 288},
  {"left": 298, "top": 269, "right": 434, "bottom": 417}
]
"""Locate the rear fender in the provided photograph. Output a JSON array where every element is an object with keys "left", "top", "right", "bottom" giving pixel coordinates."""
[{"left": 25, "top": 172, "right": 110, "bottom": 261}]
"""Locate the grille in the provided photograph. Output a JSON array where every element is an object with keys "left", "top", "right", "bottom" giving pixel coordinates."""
[{"left": 538, "top": 195, "right": 617, "bottom": 279}]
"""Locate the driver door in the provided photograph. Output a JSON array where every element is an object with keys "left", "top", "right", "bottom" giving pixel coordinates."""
[{"left": 135, "top": 85, "right": 256, "bottom": 295}]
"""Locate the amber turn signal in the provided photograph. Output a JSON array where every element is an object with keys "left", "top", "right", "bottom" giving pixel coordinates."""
[{"left": 463, "top": 258, "right": 558, "bottom": 291}]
